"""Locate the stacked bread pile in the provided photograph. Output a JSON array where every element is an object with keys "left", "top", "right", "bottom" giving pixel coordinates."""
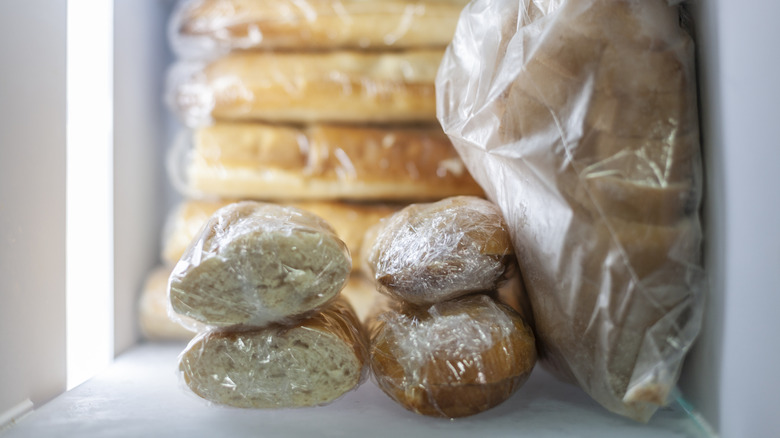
[
  {"left": 361, "top": 196, "right": 537, "bottom": 418},
  {"left": 170, "top": 201, "right": 369, "bottom": 408},
  {"left": 138, "top": 0, "right": 482, "bottom": 340}
]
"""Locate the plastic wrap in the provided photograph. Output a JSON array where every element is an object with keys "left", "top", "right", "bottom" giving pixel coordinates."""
[
  {"left": 162, "top": 199, "right": 401, "bottom": 270},
  {"left": 436, "top": 0, "right": 704, "bottom": 421},
  {"left": 167, "top": 122, "right": 484, "bottom": 202},
  {"left": 169, "top": 0, "right": 470, "bottom": 58},
  {"left": 369, "top": 294, "right": 536, "bottom": 418},
  {"left": 179, "top": 296, "right": 369, "bottom": 408},
  {"left": 362, "top": 196, "right": 515, "bottom": 305},
  {"left": 165, "top": 49, "right": 443, "bottom": 126},
  {"left": 168, "top": 201, "right": 352, "bottom": 330}
]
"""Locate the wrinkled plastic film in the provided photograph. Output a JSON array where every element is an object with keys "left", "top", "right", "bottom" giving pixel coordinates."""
[
  {"left": 169, "top": 0, "right": 470, "bottom": 58},
  {"left": 436, "top": 0, "right": 704, "bottom": 421},
  {"left": 179, "top": 297, "right": 370, "bottom": 408},
  {"left": 167, "top": 123, "right": 483, "bottom": 202},
  {"left": 369, "top": 294, "right": 536, "bottom": 418},
  {"left": 165, "top": 50, "right": 443, "bottom": 126},
  {"left": 167, "top": 201, "right": 352, "bottom": 331},
  {"left": 363, "top": 196, "right": 515, "bottom": 305}
]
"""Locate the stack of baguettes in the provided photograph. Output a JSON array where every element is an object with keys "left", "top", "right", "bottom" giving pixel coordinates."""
[{"left": 139, "top": 0, "right": 480, "bottom": 342}]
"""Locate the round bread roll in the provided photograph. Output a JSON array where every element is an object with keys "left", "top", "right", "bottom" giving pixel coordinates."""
[
  {"left": 369, "top": 294, "right": 536, "bottom": 418},
  {"left": 168, "top": 201, "right": 351, "bottom": 329},
  {"left": 363, "top": 196, "right": 515, "bottom": 305},
  {"left": 179, "top": 297, "right": 368, "bottom": 408}
]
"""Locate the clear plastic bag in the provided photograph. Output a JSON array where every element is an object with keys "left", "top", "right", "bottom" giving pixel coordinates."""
[
  {"left": 169, "top": 0, "right": 470, "bottom": 58},
  {"left": 436, "top": 0, "right": 705, "bottom": 421},
  {"left": 166, "top": 123, "right": 484, "bottom": 202}
]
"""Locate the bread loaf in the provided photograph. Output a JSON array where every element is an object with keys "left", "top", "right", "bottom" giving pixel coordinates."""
[
  {"left": 363, "top": 196, "right": 514, "bottom": 305},
  {"left": 168, "top": 201, "right": 351, "bottom": 328},
  {"left": 369, "top": 294, "right": 536, "bottom": 418},
  {"left": 170, "top": 0, "right": 469, "bottom": 56},
  {"left": 171, "top": 122, "right": 483, "bottom": 201},
  {"left": 167, "top": 50, "right": 443, "bottom": 126},
  {"left": 179, "top": 296, "right": 368, "bottom": 408}
]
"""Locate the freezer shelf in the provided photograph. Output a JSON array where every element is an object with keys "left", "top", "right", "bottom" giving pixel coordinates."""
[{"left": 3, "top": 343, "right": 711, "bottom": 438}]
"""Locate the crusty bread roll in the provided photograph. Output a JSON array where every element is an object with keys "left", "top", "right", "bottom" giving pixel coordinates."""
[
  {"left": 167, "top": 49, "right": 443, "bottom": 125},
  {"left": 170, "top": 0, "right": 469, "bottom": 56},
  {"left": 436, "top": 0, "right": 703, "bottom": 421},
  {"left": 171, "top": 122, "right": 483, "bottom": 202},
  {"left": 179, "top": 296, "right": 368, "bottom": 408},
  {"left": 138, "top": 265, "right": 202, "bottom": 341},
  {"left": 162, "top": 199, "right": 401, "bottom": 269},
  {"left": 363, "top": 196, "right": 514, "bottom": 305},
  {"left": 369, "top": 294, "right": 536, "bottom": 418},
  {"left": 169, "top": 201, "right": 351, "bottom": 328}
]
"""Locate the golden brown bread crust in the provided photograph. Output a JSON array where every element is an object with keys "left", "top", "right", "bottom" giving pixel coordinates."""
[
  {"left": 172, "top": 0, "right": 469, "bottom": 53},
  {"left": 162, "top": 199, "right": 402, "bottom": 269},
  {"left": 169, "top": 50, "right": 443, "bottom": 125},
  {"left": 181, "top": 122, "right": 484, "bottom": 201},
  {"left": 369, "top": 294, "right": 536, "bottom": 418},
  {"left": 363, "top": 196, "right": 515, "bottom": 305},
  {"left": 179, "top": 296, "right": 369, "bottom": 408}
]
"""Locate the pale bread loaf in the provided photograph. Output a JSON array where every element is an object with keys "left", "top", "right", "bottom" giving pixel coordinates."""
[
  {"left": 169, "top": 201, "right": 351, "bottom": 328},
  {"left": 179, "top": 296, "right": 368, "bottom": 408}
]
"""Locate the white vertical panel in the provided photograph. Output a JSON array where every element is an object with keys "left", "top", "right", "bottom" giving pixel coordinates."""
[
  {"left": 0, "top": 1, "right": 67, "bottom": 416},
  {"left": 112, "top": 0, "right": 178, "bottom": 355},
  {"left": 66, "top": 0, "right": 115, "bottom": 390}
]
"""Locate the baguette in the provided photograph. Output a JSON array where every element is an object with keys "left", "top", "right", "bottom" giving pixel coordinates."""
[
  {"left": 369, "top": 294, "right": 536, "bottom": 418},
  {"left": 173, "top": 122, "right": 483, "bottom": 201},
  {"left": 169, "top": 201, "right": 351, "bottom": 328},
  {"left": 179, "top": 296, "right": 368, "bottom": 408},
  {"left": 171, "top": 0, "right": 470, "bottom": 56},
  {"left": 167, "top": 50, "right": 443, "bottom": 125}
]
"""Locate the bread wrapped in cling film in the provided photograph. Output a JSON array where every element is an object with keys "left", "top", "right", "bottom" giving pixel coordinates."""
[
  {"left": 362, "top": 196, "right": 515, "bottom": 305},
  {"left": 170, "top": 0, "right": 470, "bottom": 58},
  {"left": 368, "top": 294, "right": 536, "bottom": 418},
  {"left": 168, "top": 201, "right": 351, "bottom": 330},
  {"left": 166, "top": 49, "right": 443, "bottom": 126},
  {"left": 179, "top": 296, "right": 369, "bottom": 408},
  {"left": 138, "top": 265, "right": 202, "bottom": 342},
  {"left": 436, "top": 0, "right": 704, "bottom": 421},
  {"left": 162, "top": 199, "right": 401, "bottom": 270},
  {"left": 167, "top": 122, "right": 483, "bottom": 202}
]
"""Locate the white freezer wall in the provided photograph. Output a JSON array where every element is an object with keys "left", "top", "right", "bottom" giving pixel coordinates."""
[{"left": 2, "top": 0, "right": 780, "bottom": 436}]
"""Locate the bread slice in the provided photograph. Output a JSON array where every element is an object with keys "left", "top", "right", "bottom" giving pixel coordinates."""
[
  {"left": 167, "top": 49, "right": 443, "bottom": 125},
  {"left": 162, "top": 199, "right": 401, "bottom": 270},
  {"left": 179, "top": 297, "right": 368, "bottom": 408},
  {"left": 170, "top": 0, "right": 469, "bottom": 56},
  {"left": 169, "top": 201, "right": 351, "bottom": 328},
  {"left": 369, "top": 294, "right": 536, "bottom": 418},
  {"left": 363, "top": 196, "right": 514, "bottom": 305},
  {"left": 138, "top": 265, "right": 201, "bottom": 341}
]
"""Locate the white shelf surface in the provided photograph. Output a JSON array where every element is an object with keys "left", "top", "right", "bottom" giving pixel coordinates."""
[{"left": 2, "top": 343, "right": 712, "bottom": 437}]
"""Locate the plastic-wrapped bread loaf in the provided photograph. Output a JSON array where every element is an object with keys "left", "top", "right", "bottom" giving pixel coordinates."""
[
  {"left": 168, "top": 201, "right": 351, "bottom": 329},
  {"left": 170, "top": 0, "right": 470, "bottom": 57},
  {"left": 179, "top": 296, "right": 368, "bottom": 408},
  {"left": 166, "top": 50, "right": 443, "bottom": 126},
  {"left": 368, "top": 294, "right": 536, "bottom": 418},
  {"left": 168, "top": 123, "right": 483, "bottom": 202},
  {"left": 436, "top": 0, "right": 704, "bottom": 421},
  {"left": 362, "top": 196, "right": 515, "bottom": 305},
  {"left": 161, "top": 199, "right": 401, "bottom": 270}
]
